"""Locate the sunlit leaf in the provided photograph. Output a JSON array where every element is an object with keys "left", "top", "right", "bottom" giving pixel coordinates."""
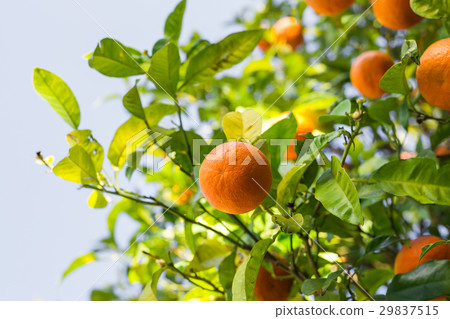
[
  {"left": 222, "top": 109, "right": 262, "bottom": 141},
  {"left": 123, "top": 82, "right": 146, "bottom": 120},
  {"left": 164, "top": 0, "right": 186, "bottom": 42},
  {"left": 139, "top": 268, "right": 165, "bottom": 301},
  {"left": 88, "top": 38, "right": 145, "bottom": 77},
  {"left": 232, "top": 238, "right": 273, "bottom": 301},
  {"left": 187, "top": 239, "right": 229, "bottom": 272},
  {"left": 67, "top": 130, "right": 104, "bottom": 172},
  {"left": 149, "top": 43, "right": 180, "bottom": 99},
  {"left": 33, "top": 68, "right": 80, "bottom": 129},
  {"left": 219, "top": 250, "right": 237, "bottom": 300},
  {"left": 53, "top": 145, "right": 99, "bottom": 184},
  {"left": 183, "top": 30, "right": 263, "bottom": 86},
  {"left": 62, "top": 252, "right": 96, "bottom": 280},
  {"left": 88, "top": 190, "right": 108, "bottom": 208}
]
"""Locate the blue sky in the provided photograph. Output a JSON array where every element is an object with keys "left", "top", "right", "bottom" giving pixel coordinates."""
[{"left": 0, "top": 0, "right": 257, "bottom": 300}]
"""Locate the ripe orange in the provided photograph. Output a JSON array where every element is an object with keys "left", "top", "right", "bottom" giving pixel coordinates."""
[
  {"left": 272, "top": 17, "right": 303, "bottom": 50},
  {"left": 278, "top": 111, "right": 316, "bottom": 161},
  {"left": 394, "top": 235, "right": 450, "bottom": 301},
  {"left": 350, "top": 51, "right": 394, "bottom": 99},
  {"left": 416, "top": 38, "right": 450, "bottom": 111},
  {"left": 199, "top": 142, "right": 272, "bottom": 214},
  {"left": 434, "top": 144, "right": 450, "bottom": 157},
  {"left": 306, "top": 0, "right": 355, "bottom": 16},
  {"left": 372, "top": 0, "right": 423, "bottom": 30},
  {"left": 254, "top": 263, "right": 293, "bottom": 301},
  {"left": 172, "top": 185, "right": 194, "bottom": 205},
  {"left": 258, "top": 39, "right": 271, "bottom": 52}
]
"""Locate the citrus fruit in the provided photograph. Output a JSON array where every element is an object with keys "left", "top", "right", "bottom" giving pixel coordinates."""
[
  {"left": 277, "top": 111, "right": 316, "bottom": 161},
  {"left": 272, "top": 17, "right": 303, "bottom": 50},
  {"left": 199, "top": 142, "right": 272, "bottom": 214},
  {"left": 372, "top": 0, "right": 423, "bottom": 30},
  {"left": 416, "top": 38, "right": 450, "bottom": 111},
  {"left": 258, "top": 38, "right": 271, "bottom": 52},
  {"left": 435, "top": 144, "right": 450, "bottom": 157},
  {"left": 306, "top": 0, "right": 355, "bottom": 16},
  {"left": 350, "top": 51, "right": 394, "bottom": 99},
  {"left": 254, "top": 263, "right": 293, "bottom": 301},
  {"left": 394, "top": 235, "right": 450, "bottom": 301}
]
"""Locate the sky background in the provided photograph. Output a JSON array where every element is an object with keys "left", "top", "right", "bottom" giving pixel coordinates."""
[{"left": 0, "top": 0, "right": 262, "bottom": 300}]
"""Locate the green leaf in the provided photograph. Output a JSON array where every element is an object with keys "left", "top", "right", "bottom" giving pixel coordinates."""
[
  {"left": 90, "top": 288, "right": 118, "bottom": 301},
  {"left": 107, "top": 117, "right": 148, "bottom": 170},
  {"left": 33, "top": 68, "right": 80, "bottom": 129},
  {"left": 88, "top": 38, "right": 145, "bottom": 77},
  {"left": 261, "top": 112, "right": 298, "bottom": 179},
  {"left": 145, "top": 103, "right": 178, "bottom": 127},
  {"left": 53, "top": 145, "right": 99, "bottom": 184},
  {"left": 67, "top": 130, "right": 104, "bottom": 172},
  {"left": 359, "top": 268, "right": 394, "bottom": 297},
  {"left": 365, "top": 235, "right": 399, "bottom": 256},
  {"left": 272, "top": 214, "right": 304, "bottom": 234},
  {"left": 88, "top": 190, "right": 108, "bottom": 208},
  {"left": 183, "top": 30, "right": 263, "bottom": 86},
  {"left": 187, "top": 239, "right": 229, "bottom": 272},
  {"left": 379, "top": 62, "right": 408, "bottom": 95},
  {"left": 277, "top": 130, "right": 344, "bottom": 207},
  {"left": 123, "top": 82, "right": 146, "bottom": 120},
  {"left": 401, "top": 40, "right": 420, "bottom": 65},
  {"left": 387, "top": 260, "right": 450, "bottom": 301},
  {"left": 62, "top": 252, "right": 96, "bottom": 280},
  {"left": 139, "top": 268, "right": 165, "bottom": 301},
  {"left": 418, "top": 240, "right": 450, "bottom": 264},
  {"left": 222, "top": 109, "right": 262, "bottom": 141},
  {"left": 411, "top": 0, "right": 450, "bottom": 19},
  {"left": 315, "top": 156, "right": 363, "bottom": 225},
  {"left": 164, "top": 0, "right": 186, "bottom": 42},
  {"left": 318, "top": 100, "right": 351, "bottom": 123},
  {"left": 301, "top": 270, "right": 343, "bottom": 295},
  {"left": 367, "top": 98, "right": 399, "bottom": 125},
  {"left": 149, "top": 43, "right": 180, "bottom": 99},
  {"left": 372, "top": 158, "right": 450, "bottom": 205},
  {"left": 232, "top": 238, "right": 273, "bottom": 301},
  {"left": 219, "top": 250, "right": 237, "bottom": 299}
]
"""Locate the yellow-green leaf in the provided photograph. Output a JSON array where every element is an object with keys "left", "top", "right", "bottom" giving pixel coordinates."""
[
  {"left": 33, "top": 68, "right": 80, "bottom": 129},
  {"left": 222, "top": 109, "right": 262, "bottom": 141}
]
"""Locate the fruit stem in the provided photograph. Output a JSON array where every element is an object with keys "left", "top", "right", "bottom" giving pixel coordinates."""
[{"left": 341, "top": 120, "right": 361, "bottom": 167}]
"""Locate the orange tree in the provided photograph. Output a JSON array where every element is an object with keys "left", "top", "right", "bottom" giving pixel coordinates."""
[{"left": 34, "top": 0, "right": 450, "bottom": 301}]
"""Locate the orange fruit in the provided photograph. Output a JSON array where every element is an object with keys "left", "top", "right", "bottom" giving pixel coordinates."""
[
  {"left": 172, "top": 185, "right": 194, "bottom": 205},
  {"left": 278, "top": 111, "right": 316, "bottom": 161},
  {"left": 434, "top": 144, "right": 450, "bottom": 157},
  {"left": 258, "top": 39, "right": 271, "bottom": 52},
  {"left": 416, "top": 38, "right": 450, "bottom": 111},
  {"left": 306, "top": 0, "right": 355, "bottom": 16},
  {"left": 372, "top": 0, "right": 423, "bottom": 30},
  {"left": 394, "top": 235, "right": 450, "bottom": 301},
  {"left": 254, "top": 263, "right": 293, "bottom": 301},
  {"left": 199, "top": 142, "right": 272, "bottom": 214},
  {"left": 272, "top": 17, "right": 303, "bottom": 50},
  {"left": 350, "top": 51, "right": 394, "bottom": 99}
]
